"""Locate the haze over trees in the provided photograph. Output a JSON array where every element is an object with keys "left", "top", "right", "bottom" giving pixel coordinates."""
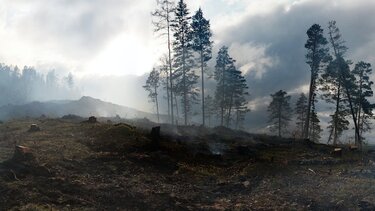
[
  {"left": 152, "top": 0, "right": 176, "bottom": 125},
  {"left": 0, "top": 64, "right": 79, "bottom": 106},
  {"left": 149, "top": 0, "right": 249, "bottom": 128},
  {"left": 171, "top": 0, "right": 198, "bottom": 126},
  {"left": 147, "top": 0, "right": 375, "bottom": 147},
  {"left": 143, "top": 68, "right": 161, "bottom": 122}
]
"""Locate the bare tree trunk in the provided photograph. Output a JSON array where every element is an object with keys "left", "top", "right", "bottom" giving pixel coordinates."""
[
  {"left": 278, "top": 101, "right": 282, "bottom": 137},
  {"left": 174, "top": 95, "right": 179, "bottom": 125},
  {"left": 305, "top": 72, "right": 314, "bottom": 139},
  {"left": 200, "top": 51, "right": 205, "bottom": 126},
  {"left": 166, "top": 75, "right": 170, "bottom": 119},
  {"left": 343, "top": 83, "right": 361, "bottom": 149},
  {"left": 304, "top": 42, "right": 317, "bottom": 139},
  {"left": 333, "top": 82, "right": 341, "bottom": 146},
  {"left": 182, "top": 50, "right": 188, "bottom": 126},
  {"left": 155, "top": 86, "right": 160, "bottom": 123},
  {"left": 166, "top": 4, "right": 174, "bottom": 126},
  {"left": 221, "top": 67, "right": 225, "bottom": 126},
  {"left": 356, "top": 72, "right": 363, "bottom": 145},
  {"left": 226, "top": 92, "right": 234, "bottom": 127}
]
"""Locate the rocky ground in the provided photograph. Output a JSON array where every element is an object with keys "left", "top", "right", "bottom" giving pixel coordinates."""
[{"left": 0, "top": 117, "right": 374, "bottom": 210}]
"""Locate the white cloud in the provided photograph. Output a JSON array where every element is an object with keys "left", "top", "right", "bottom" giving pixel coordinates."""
[
  {"left": 0, "top": 0, "right": 157, "bottom": 76},
  {"left": 229, "top": 42, "right": 278, "bottom": 79}
]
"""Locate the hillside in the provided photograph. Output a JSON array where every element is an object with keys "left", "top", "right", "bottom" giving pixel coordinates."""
[
  {"left": 0, "top": 96, "right": 162, "bottom": 122},
  {"left": 0, "top": 118, "right": 374, "bottom": 210}
]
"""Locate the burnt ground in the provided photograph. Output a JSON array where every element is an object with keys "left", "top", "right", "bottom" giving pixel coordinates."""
[{"left": 0, "top": 118, "right": 375, "bottom": 210}]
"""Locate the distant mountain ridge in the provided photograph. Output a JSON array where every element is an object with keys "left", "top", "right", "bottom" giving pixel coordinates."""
[{"left": 0, "top": 96, "right": 160, "bottom": 121}]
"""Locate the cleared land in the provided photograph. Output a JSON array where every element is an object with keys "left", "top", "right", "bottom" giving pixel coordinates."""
[{"left": 0, "top": 118, "right": 374, "bottom": 210}]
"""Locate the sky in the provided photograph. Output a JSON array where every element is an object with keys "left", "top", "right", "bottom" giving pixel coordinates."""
[{"left": 0, "top": 0, "right": 375, "bottom": 139}]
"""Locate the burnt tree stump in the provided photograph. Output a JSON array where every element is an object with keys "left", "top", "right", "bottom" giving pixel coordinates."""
[
  {"left": 332, "top": 148, "right": 342, "bottom": 157},
  {"left": 349, "top": 145, "right": 359, "bottom": 151},
  {"left": 151, "top": 126, "right": 161, "bottom": 147},
  {"left": 12, "top": 145, "right": 35, "bottom": 162},
  {"left": 28, "top": 124, "right": 40, "bottom": 132},
  {"left": 88, "top": 116, "right": 97, "bottom": 123}
]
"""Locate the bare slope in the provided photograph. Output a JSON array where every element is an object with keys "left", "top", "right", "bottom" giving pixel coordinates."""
[{"left": 0, "top": 96, "right": 162, "bottom": 121}]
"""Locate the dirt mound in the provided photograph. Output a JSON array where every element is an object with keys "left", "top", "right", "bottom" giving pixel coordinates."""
[
  {"left": 103, "top": 123, "right": 135, "bottom": 138},
  {"left": 0, "top": 146, "right": 52, "bottom": 180},
  {"left": 87, "top": 123, "right": 139, "bottom": 153}
]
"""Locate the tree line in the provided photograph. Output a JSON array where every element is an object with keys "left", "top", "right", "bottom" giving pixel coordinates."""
[
  {"left": 267, "top": 21, "right": 374, "bottom": 148},
  {"left": 144, "top": 0, "right": 250, "bottom": 129},
  {"left": 145, "top": 1, "right": 374, "bottom": 146},
  {"left": 0, "top": 64, "right": 79, "bottom": 106}
]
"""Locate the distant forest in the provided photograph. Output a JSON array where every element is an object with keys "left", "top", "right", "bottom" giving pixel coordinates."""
[
  {"left": 145, "top": 0, "right": 374, "bottom": 148},
  {"left": 0, "top": 64, "right": 80, "bottom": 105}
]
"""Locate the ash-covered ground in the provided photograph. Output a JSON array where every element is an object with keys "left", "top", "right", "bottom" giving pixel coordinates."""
[{"left": 0, "top": 117, "right": 374, "bottom": 210}]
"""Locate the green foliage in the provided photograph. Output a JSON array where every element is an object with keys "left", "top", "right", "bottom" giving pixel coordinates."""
[
  {"left": 352, "top": 61, "right": 375, "bottom": 138},
  {"left": 204, "top": 95, "right": 216, "bottom": 127},
  {"left": 304, "top": 23, "right": 329, "bottom": 139},
  {"left": 295, "top": 93, "right": 308, "bottom": 138},
  {"left": 268, "top": 90, "right": 292, "bottom": 137},
  {"left": 171, "top": 0, "right": 198, "bottom": 125},
  {"left": 191, "top": 8, "right": 212, "bottom": 62},
  {"left": 191, "top": 8, "right": 212, "bottom": 64},
  {"left": 305, "top": 24, "right": 330, "bottom": 76},
  {"left": 327, "top": 20, "right": 348, "bottom": 57},
  {"left": 143, "top": 68, "right": 161, "bottom": 122},
  {"left": 143, "top": 68, "right": 161, "bottom": 103},
  {"left": 214, "top": 46, "right": 249, "bottom": 128},
  {"left": 309, "top": 110, "right": 322, "bottom": 142},
  {"left": 191, "top": 8, "right": 213, "bottom": 126},
  {"left": 321, "top": 21, "right": 356, "bottom": 145}
]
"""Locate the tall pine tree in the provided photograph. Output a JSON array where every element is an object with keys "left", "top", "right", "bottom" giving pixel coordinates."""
[
  {"left": 159, "top": 55, "right": 171, "bottom": 118},
  {"left": 204, "top": 95, "right": 216, "bottom": 127},
  {"left": 214, "top": 46, "right": 250, "bottom": 128},
  {"left": 295, "top": 93, "right": 308, "bottom": 138},
  {"left": 304, "top": 24, "right": 329, "bottom": 139},
  {"left": 309, "top": 109, "right": 322, "bottom": 142},
  {"left": 327, "top": 21, "right": 361, "bottom": 147},
  {"left": 321, "top": 56, "right": 350, "bottom": 145},
  {"left": 215, "top": 46, "right": 233, "bottom": 126},
  {"left": 226, "top": 65, "right": 249, "bottom": 128},
  {"left": 352, "top": 61, "right": 374, "bottom": 140},
  {"left": 268, "top": 90, "right": 292, "bottom": 137},
  {"left": 152, "top": 0, "right": 176, "bottom": 125},
  {"left": 191, "top": 8, "right": 213, "bottom": 127},
  {"left": 172, "top": 0, "right": 198, "bottom": 125},
  {"left": 143, "top": 68, "right": 161, "bottom": 123}
]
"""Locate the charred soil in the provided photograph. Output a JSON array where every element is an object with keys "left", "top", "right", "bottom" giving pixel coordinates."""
[{"left": 0, "top": 118, "right": 374, "bottom": 210}]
